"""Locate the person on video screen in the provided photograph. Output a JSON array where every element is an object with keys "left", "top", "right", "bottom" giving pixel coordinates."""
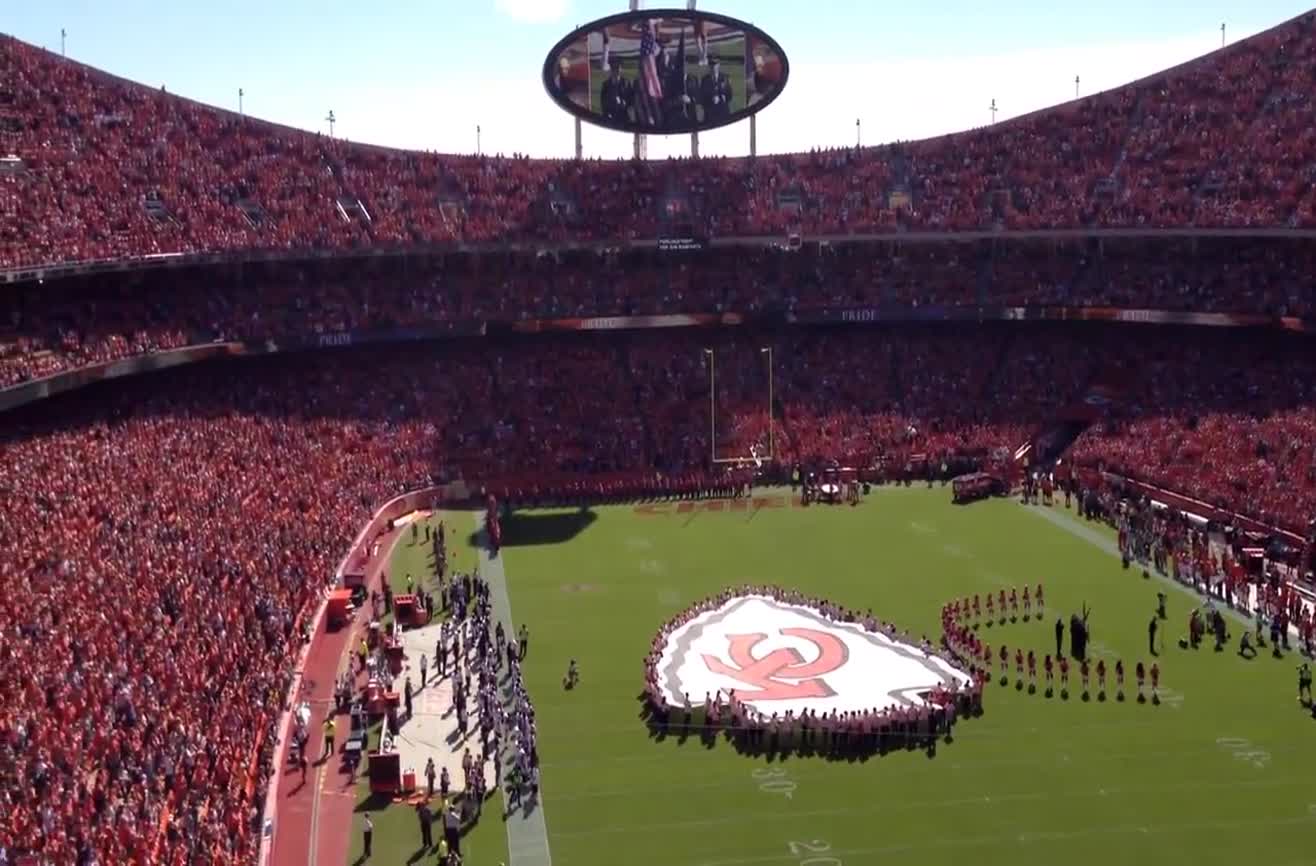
[
  {"left": 700, "top": 56, "right": 733, "bottom": 123},
  {"left": 601, "top": 62, "right": 631, "bottom": 124}
]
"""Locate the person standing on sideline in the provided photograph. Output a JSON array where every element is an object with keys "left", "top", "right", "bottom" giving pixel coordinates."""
[
  {"left": 1054, "top": 618, "right": 1065, "bottom": 658},
  {"left": 518, "top": 624, "right": 529, "bottom": 659},
  {"left": 1148, "top": 615, "right": 1159, "bottom": 656},
  {"left": 362, "top": 813, "right": 373, "bottom": 859},
  {"left": 404, "top": 676, "right": 414, "bottom": 720},
  {"left": 420, "top": 653, "right": 428, "bottom": 688},
  {"left": 425, "top": 757, "right": 437, "bottom": 798},
  {"left": 418, "top": 800, "right": 434, "bottom": 849},
  {"left": 322, "top": 717, "right": 336, "bottom": 759}
]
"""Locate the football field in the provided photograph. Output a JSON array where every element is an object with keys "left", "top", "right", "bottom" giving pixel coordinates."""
[{"left": 353, "top": 487, "right": 1315, "bottom": 866}]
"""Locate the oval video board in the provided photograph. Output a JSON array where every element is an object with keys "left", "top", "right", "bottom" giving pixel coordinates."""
[{"left": 543, "top": 9, "right": 789, "bottom": 135}]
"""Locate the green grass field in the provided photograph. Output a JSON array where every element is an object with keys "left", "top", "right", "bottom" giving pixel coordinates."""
[{"left": 349, "top": 488, "right": 1315, "bottom": 866}]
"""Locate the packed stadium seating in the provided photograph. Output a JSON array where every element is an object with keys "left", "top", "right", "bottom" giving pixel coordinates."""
[
  {"left": 3, "top": 11, "right": 1316, "bottom": 272},
  {"left": 1, "top": 318, "right": 1314, "bottom": 863},
  {"left": 3, "top": 235, "right": 1315, "bottom": 389},
  {"left": 5, "top": 11, "right": 1316, "bottom": 864}
]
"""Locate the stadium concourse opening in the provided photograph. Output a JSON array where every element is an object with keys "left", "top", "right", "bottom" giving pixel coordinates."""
[{"left": 6, "top": 7, "right": 1316, "bottom": 866}]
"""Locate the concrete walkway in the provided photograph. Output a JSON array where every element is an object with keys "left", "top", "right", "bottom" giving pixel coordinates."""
[{"left": 389, "top": 616, "right": 498, "bottom": 801}]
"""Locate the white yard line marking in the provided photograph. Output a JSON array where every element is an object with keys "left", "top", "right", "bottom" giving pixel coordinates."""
[
  {"left": 550, "top": 775, "right": 1309, "bottom": 841},
  {"left": 1022, "top": 506, "right": 1257, "bottom": 633},
  {"left": 477, "top": 511, "right": 553, "bottom": 866},
  {"left": 690, "top": 817, "right": 1316, "bottom": 866}
]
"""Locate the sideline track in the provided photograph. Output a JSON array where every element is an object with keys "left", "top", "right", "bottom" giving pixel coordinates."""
[
  {"left": 268, "top": 526, "right": 405, "bottom": 866},
  {"left": 476, "top": 511, "right": 554, "bottom": 866}
]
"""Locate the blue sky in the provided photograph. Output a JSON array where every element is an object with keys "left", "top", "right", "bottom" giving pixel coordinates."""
[{"left": 7, "top": 0, "right": 1312, "bottom": 158}]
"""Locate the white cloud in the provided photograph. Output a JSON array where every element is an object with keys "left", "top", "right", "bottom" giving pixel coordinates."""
[{"left": 495, "top": 0, "right": 570, "bottom": 24}]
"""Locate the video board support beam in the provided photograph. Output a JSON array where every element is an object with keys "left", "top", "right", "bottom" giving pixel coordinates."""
[
  {"left": 631, "top": 0, "right": 646, "bottom": 160},
  {"left": 691, "top": 131, "right": 699, "bottom": 158},
  {"left": 750, "top": 114, "right": 757, "bottom": 157},
  {"left": 575, "top": 117, "right": 582, "bottom": 160}
]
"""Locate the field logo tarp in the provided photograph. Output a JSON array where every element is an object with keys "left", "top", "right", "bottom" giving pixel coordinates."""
[{"left": 656, "top": 594, "right": 972, "bottom": 717}]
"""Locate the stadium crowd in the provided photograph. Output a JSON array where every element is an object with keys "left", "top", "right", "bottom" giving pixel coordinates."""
[
  {"left": 4, "top": 8, "right": 1316, "bottom": 860},
  {"left": 3, "top": 11, "right": 1316, "bottom": 271},
  {"left": 4, "top": 235, "right": 1315, "bottom": 389},
  {"left": 0, "top": 320, "right": 1314, "bottom": 862}
]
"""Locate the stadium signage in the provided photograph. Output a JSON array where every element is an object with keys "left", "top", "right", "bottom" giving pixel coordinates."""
[
  {"left": 655, "top": 594, "right": 972, "bottom": 716},
  {"left": 657, "top": 236, "right": 706, "bottom": 252},
  {"left": 543, "top": 9, "right": 790, "bottom": 135}
]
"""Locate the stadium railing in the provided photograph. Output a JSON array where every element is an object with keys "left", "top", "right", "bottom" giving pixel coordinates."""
[{"left": 257, "top": 483, "right": 465, "bottom": 866}]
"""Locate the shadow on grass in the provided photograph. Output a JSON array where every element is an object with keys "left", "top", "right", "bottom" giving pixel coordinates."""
[
  {"left": 354, "top": 792, "right": 394, "bottom": 813},
  {"left": 465, "top": 507, "right": 598, "bottom": 548},
  {"left": 635, "top": 692, "right": 978, "bottom": 764}
]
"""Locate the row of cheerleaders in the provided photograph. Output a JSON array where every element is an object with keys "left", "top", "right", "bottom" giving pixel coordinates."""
[
  {"left": 940, "top": 587, "right": 1163, "bottom": 702},
  {"left": 641, "top": 585, "right": 985, "bottom": 755}
]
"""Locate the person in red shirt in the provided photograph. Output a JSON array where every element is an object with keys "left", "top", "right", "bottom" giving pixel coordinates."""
[
  {"left": 1022, "top": 586, "right": 1032, "bottom": 620},
  {"left": 1115, "top": 659, "right": 1125, "bottom": 701},
  {"left": 1080, "top": 658, "right": 1090, "bottom": 695},
  {"left": 1096, "top": 659, "right": 1107, "bottom": 699},
  {"left": 1044, "top": 654, "right": 1054, "bottom": 693},
  {"left": 1150, "top": 662, "right": 1161, "bottom": 703},
  {"left": 1058, "top": 656, "right": 1070, "bottom": 691},
  {"left": 1036, "top": 583, "right": 1045, "bottom": 618},
  {"left": 1014, "top": 648, "right": 1024, "bottom": 688},
  {"left": 1135, "top": 661, "right": 1147, "bottom": 702},
  {"left": 1026, "top": 650, "right": 1037, "bottom": 691}
]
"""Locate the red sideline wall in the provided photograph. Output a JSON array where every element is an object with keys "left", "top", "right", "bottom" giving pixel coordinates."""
[{"left": 256, "top": 485, "right": 449, "bottom": 866}]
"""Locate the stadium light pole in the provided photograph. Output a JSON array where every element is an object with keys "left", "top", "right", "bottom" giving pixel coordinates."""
[
  {"left": 705, "top": 348, "right": 716, "bottom": 465},
  {"left": 761, "top": 347, "right": 774, "bottom": 460},
  {"left": 326, "top": 110, "right": 336, "bottom": 138},
  {"left": 856, "top": 118, "right": 861, "bottom": 148},
  {"left": 60, "top": 28, "right": 66, "bottom": 57},
  {"left": 239, "top": 88, "right": 244, "bottom": 117},
  {"left": 989, "top": 98, "right": 998, "bottom": 124},
  {"left": 1221, "top": 22, "right": 1226, "bottom": 46},
  {"left": 1075, "top": 75, "right": 1080, "bottom": 98},
  {"left": 477, "top": 125, "right": 482, "bottom": 155}
]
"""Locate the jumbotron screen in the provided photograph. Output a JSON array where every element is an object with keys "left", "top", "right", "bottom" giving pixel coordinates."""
[{"left": 543, "top": 9, "right": 789, "bottom": 135}]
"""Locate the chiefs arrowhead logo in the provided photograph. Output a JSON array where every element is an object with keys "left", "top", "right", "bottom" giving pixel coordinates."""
[
  {"left": 655, "top": 594, "right": 972, "bottom": 716},
  {"left": 702, "top": 628, "right": 848, "bottom": 700}
]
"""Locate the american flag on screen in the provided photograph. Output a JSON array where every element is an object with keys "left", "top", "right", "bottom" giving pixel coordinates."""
[{"left": 635, "top": 20, "right": 663, "bottom": 126}]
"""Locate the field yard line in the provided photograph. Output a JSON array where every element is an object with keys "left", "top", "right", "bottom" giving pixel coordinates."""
[
  {"left": 542, "top": 738, "right": 1316, "bottom": 804},
  {"left": 550, "top": 774, "right": 1309, "bottom": 842},
  {"left": 685, "top": 813, "right": 1316, "bottom": 866},
  {"left": 476, "top": 512, "right": 553, "bottom": 866},
  {"left": 1023, "top": 505, "right": 1258, "bottom": 632}
]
